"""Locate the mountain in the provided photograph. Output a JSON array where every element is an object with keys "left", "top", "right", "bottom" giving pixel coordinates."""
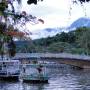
[
  {"left": 68, "top": 17, "right": 90, "bottom": 30},
  {"left": 30, "top": 28, "right": 66, "bottom": 39},
  {"left": 30, "top": 17, "right": 90, "bottom": 39}
]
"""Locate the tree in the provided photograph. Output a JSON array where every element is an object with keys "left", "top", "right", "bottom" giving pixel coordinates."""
[
  {"left": 67, "top": 31, "right": 76, "bottom": 43},
  {"left": 27, "top": 0, "right": 90, "bottom": 4},
  {"left": 78, "top": 0, "right": 90, "bottom": 3},
  {"left": 0, "top": 0, "right": 44, "bottom": 57},
  {"left": 75, "top": 27, "right": 90, "bottom": 55},
  {"left": 0, "top": 0, "right": 90, "bottom": 57},
  {"left": 0, "top": 0, "right": 44, "bottom": 58}
]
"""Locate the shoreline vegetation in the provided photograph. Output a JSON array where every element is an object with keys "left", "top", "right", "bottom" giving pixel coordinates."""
[{"left": 15, "top": 27, "right": 90, "bottom": 55}]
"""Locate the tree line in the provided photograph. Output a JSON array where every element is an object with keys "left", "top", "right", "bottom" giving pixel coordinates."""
[{"left": 16, "top": 27, "right": 90, "bottom": 55}]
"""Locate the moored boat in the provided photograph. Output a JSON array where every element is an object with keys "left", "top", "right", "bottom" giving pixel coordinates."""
[
  {"left": 22, "top": 74, "right": 49, "bottom": 83},
  {"left": 21, "top": 64, "right": 49, "bottom": 83},
  {"left": 0, "top": 60, "right": 20, "bottom": 81}
]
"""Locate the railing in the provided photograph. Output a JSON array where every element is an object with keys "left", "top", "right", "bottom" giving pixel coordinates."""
[{"left": 12, "top": 53, "right": 90, "bottom": 61}]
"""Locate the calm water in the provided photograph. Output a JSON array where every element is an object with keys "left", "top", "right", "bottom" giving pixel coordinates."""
[{"left": 0, "top": 65, "right": 90, "bottom": 90}]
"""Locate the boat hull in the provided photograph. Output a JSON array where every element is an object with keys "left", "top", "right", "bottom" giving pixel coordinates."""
[
  {"left": 22, "top": 75, "right": 49, "bottom": 83},
  {"left": 23, "top": 79, "right": 48, "bottom": 83},
  {"left": 0, "top": 76, "right": 19, "bottom": 81}
]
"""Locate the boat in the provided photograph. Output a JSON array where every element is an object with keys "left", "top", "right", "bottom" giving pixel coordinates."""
[
  {"left": 22, "top": 74, "right": 49, "bottom": 83},
  {"left": 21, "top": 64, "right": 49, "bottom": 83},
  {"left": 0, "top": 60, "right": 20, "bottom": 81}
]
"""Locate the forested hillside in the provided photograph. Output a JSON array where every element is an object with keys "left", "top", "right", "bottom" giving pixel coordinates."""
[{"left": 16, "top": 27, "right": 90, "bottom": 55}]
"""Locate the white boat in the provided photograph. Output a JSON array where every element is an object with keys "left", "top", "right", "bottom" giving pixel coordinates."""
[
  {"left": 22, "top": 74, "right": 49, "bottom": 83},
  {"left": 21, "top": 64, "right": 49, "bottom": 83},
  {"left": 0, "top": 60, "right": 20, "bottom": 81}
]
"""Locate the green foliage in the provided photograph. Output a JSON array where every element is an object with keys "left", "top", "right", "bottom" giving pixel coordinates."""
[
  {"left": 0, "top": 1, "right": 8, "bottom": 15},
  {"left": 75, "top": 27, "right": 90, "bottom": 55},
  {"left": 8, "top": 39, "right": 16, "bottom": 57},
  {"left": 47, "top": 42, "right": 72, "bottom": 53},
  {"left": 16, "top": 27, "right": 90, "bottom": 55},
  {"left": 68, "top": 47, "right": 84, "bottom": 54},
  {"left": 1, "top": 0, "right": 90, "bottom": 56},
  {"left": 0, "top": 22, "right": 6, "bottom": 34},
  {"left": 67, "top": 32, "right": 76, "bottom": 43},
  {"left": 0, "top": 22, "right": 17, "bottom": 57}
]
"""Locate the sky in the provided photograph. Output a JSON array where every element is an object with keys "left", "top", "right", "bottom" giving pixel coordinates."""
[{"left": 18, "top": 0, "right": 90, "bottom": 32}]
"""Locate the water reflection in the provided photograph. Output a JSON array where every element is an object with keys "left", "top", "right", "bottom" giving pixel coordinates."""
[{"left": 0, "top": 66, "right": 90, "bottom": 90}]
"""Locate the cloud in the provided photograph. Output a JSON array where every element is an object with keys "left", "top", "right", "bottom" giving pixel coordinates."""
[{"left": 21, "top": 0, "right": 90, "bottom": 32}]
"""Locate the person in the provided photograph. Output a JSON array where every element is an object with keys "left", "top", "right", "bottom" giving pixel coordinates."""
[
  {"left": 22, "top": 65, "right": 26, "bottom": 74},
  {"left": 37, "top": 64, "right": 43, "bottom": 74}
]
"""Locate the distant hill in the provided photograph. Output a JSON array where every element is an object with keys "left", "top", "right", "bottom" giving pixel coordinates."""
[
  {"left": 15, "top": 26, "right": 90, "bottom": 55},
  {"left": 30, "top": 28, "right": 65, "bottom": 39},
  {"left": 15, "top": 41, "right": 30, "bottom": 47},
  {"left": 30, "top": 17, "right": 90, "bottom": 39},
  {"left": 68, "top": 17, "right": 90, "bottom": 30}
]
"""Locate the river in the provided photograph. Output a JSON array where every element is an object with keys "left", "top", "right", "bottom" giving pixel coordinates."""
[{"left": 0, "top": 64, "right": 90, "bottom": 90}]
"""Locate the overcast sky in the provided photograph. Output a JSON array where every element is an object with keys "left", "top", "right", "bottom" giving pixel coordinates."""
[{"left": 19, "top": 0, "right": 90, "bottom": 32}]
